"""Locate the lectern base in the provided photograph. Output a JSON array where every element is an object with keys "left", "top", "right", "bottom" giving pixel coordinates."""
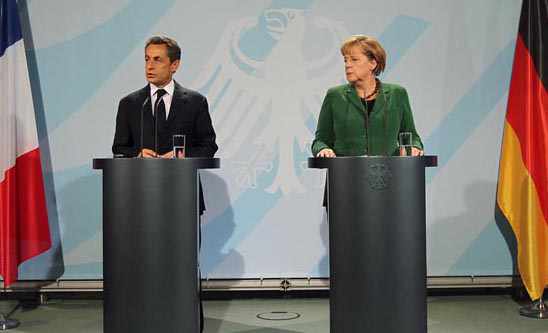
[
  {"left": 94, "top": 157, "right": 220, "bottom": 333},
  {"left": 309, "top": 156, "right": 438, "bottom": 333}
]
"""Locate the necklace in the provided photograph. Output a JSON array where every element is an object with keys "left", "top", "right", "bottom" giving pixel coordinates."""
[{"left": 364, "top": 79, "right": 380, "bottom": 100}]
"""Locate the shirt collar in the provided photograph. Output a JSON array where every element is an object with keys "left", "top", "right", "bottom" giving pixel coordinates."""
[{"left": 150, "top": 80, "right": 175, "bottom": 97}]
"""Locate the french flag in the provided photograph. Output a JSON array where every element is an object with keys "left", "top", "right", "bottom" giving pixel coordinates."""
[{"left": 0, "top": 0, "right": 51, "bottom": 287}]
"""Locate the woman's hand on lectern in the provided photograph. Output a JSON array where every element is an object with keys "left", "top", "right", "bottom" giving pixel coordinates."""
[
  {"left": 399, "top": 147, "right": 423, "bottom": 156},
  {"left": 317, "top": 148, "right": 336, "bottom": 158}
]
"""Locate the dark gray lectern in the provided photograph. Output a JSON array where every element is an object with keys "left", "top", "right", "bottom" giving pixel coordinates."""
[
  {"left": 309, "top": 156, "right": 437, "bottom": 333},
  {"left": 93, "top": 158, "right": 220, "bottom": 333}
]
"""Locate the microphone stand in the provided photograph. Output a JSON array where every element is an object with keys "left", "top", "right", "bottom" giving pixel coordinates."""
[
  {"left": 140, "top": 96, "right": 150, "bottom": 158},
  {"left": 382, "top": 89, "right": 389, "bottom": 156},
  {"left": 154, "top": 97, "right": 161, "bottom": 158},
  {"left": 364, "top": 100, "right": 369, "bottom": 156}
]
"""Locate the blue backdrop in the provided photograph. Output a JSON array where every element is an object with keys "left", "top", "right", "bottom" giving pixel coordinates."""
[{"left": 15, "top": 0, "right": 521, "bottom": 280}]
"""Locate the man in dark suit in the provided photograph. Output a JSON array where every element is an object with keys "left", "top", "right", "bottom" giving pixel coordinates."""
[
  {"left": 112, "top": 36, "right": 216, "bottom": 332},
  {"left": 112, "top": 36, "right": 217, "bottom": 159}
]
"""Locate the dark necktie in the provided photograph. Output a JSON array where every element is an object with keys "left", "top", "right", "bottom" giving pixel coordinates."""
[
  {"left": 153, "top": 89, "right": 167, "bottom": 154},
  {"left": 155, "top": 89, "right": 167, "bottom": 126}
]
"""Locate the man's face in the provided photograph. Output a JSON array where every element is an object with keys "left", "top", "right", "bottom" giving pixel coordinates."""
[{"left": 145, "top": 44, "right": 180, "bottom": 87}]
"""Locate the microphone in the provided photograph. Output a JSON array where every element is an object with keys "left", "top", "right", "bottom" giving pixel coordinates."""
[{"left": 140, "top": 95, "right": 150, "bottom": 158}]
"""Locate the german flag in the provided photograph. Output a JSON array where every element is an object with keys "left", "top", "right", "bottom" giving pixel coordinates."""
[{"left": 497, "top": 0, "right": 547, "bottom": 301}]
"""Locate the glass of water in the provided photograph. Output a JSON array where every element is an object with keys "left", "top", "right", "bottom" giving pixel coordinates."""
[
  {"left": 173, "top": 134, "right": 186, "bottom": 159},
  {"left": 399, "top": 132, "right": 413, "bottom": 156}
]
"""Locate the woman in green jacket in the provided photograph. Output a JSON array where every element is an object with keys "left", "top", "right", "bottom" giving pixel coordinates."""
[{"left": 312, "top": 35, "right": 423, "bottom": 157}]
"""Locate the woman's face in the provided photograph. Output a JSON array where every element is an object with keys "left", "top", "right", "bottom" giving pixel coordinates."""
[{"left": 343, "top": 46, "right": 377, "bottom": 84}]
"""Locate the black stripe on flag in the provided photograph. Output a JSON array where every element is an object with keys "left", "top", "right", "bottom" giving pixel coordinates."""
[{"left": 518, "top": 0, "right": 548, "bottom": 89}]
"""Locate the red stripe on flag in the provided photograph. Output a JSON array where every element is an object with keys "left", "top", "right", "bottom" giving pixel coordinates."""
[
  {"left": 0, "top": 148, "right": 51, "bottom": 287},
  {"left": 505, "top": 36, "right": 548, "bottom": 224}
]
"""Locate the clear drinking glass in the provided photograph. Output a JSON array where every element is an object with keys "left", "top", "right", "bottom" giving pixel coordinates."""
[
  {"left": 173, "top": 134, "right": 186, "bottom": 159},
  {"left": 399, "top": 132, "right": 413, "bottom": 156}
]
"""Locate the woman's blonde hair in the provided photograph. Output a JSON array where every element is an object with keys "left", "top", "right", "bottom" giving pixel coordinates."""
[{"left": 341, "top": 35, "right": 386, "bottom": 76}]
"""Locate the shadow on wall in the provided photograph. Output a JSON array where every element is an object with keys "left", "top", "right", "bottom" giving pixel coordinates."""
[
  {"left": 17, "top": 0, "right": 64, "bottom": 280},
  {"left": 200, "top": 171, "right": 244, "bottom": 278},
  {"left": 317, "top": 210, "right": 329, "bottom": 277},
  {"left": 493, "top": 192, "right": 518, "bottom": 281},
  {"left": 428, "top": 181, "right": 514, "bottom": 275},
  {"left": 56, "top": 173, "right": 102, "bottom": 276}
]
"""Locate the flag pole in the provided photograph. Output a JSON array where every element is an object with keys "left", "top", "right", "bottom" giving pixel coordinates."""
[{"left": 519, "top": 293, "right": 548, "bottom": 319}]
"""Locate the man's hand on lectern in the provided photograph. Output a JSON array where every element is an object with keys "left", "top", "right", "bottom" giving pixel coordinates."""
[
  {"left": 139, "top": 148, "right": 158, "bottom": 158},
  {"left": 160, "top": 151, "right": 174, "bottom": 159}
]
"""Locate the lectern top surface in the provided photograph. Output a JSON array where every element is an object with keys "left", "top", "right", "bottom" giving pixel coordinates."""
[
  {"left": 307, "top": 155, "right": 437, "bottom": 168},
  {"left": 92, "top": 157, "right": 221, "bottom": 170}
]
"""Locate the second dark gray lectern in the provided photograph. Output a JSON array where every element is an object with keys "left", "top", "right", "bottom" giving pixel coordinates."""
[
  {"left": 309, "top": 156, "right": 437, "bottom": 333},
  {"left": 93, "top": 157, "right": 220, "bottom": 333}
]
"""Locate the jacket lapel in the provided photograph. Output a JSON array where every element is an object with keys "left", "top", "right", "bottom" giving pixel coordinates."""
[
  {"left": 345, "top": 82, "right": 391, "bottom": 114},
  {"left": 344, "top": 84, "right": 364, "bottom": 112},
  {"left": 167, "top": 82, "right": 187, "bottom": 123},
  {"left": 139, "top": 85, "right": 152, "bottom": 115},
  {"left": 372, "top": 82, "right": 389, "bottom": 114},
  {"left": 139, "top": 85, "right": 155, "bottom": 123}
]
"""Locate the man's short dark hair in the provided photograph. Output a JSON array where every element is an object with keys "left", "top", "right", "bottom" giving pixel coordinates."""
[{"left": 145, "top": 36, "right": 181, "bottom": 63}]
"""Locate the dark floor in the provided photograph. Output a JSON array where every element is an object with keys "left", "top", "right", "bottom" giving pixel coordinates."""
[{"left": 0, "top": 295, "right": 547, "bottom": 332}]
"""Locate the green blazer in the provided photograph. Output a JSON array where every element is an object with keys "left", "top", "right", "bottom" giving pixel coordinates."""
[{"left": 312, "top": 82, "right": 423, "bottom": 156}]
